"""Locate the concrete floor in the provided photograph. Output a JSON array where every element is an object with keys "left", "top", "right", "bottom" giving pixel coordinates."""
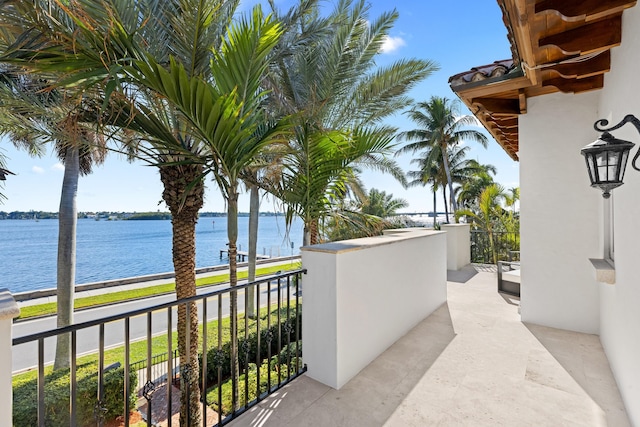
[{"left": 232, "top": 267, "right": 630, "bottom": 427}]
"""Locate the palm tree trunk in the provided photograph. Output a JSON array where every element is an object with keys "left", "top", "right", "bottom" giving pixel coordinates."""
[
  {"left": 160, "top": 164, "right": 203, "bottom": 426},
  {"left": 308, "top": 219, "right": 319, "bottom": 245},
  {"left": 303, "top": 225, "right": 311, "bottom": 247},
  {"left": 440, "top": 142, "right": 458, "bottom": 216},
  {"left": 247, "top": 185, "right": 259, "bottom": 319},
  {"left": 54, "top": 146, "right": 79, "bottom": 371},
  {"left": 442, "top": 186, "right": 449, "bottom": 224},
  {"left": 227, "top": 182, "right": 240, "bottom": 411},
  {"left": 432, "top": 187, "right": 437, "bottom": 228}
]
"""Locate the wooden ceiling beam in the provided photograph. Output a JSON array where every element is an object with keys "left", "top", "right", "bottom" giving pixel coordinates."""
[
  {"left": 472, "top": 97, "right": 521, "bottom": 115},
  {"left": 493, "top": 120, "right": 518, "bottom": 130},
  {"left": 544, "top": 50, "right": 610, "bottom": 79},
  {"left": 538, "top": 15, "right": 622, "bottom": 55},
  {"left": 542, "top": 74, "right": 604, "bottom": 93},
  {"left": 535, "top": 0, "right": 636, "bottom": 23}
]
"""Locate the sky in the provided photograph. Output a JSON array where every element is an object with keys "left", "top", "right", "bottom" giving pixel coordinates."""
[{"left": 0, "top": 0, "right": 516, "bottom": 214}]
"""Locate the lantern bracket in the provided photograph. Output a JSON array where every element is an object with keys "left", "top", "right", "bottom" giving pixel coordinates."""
[{"left": 594, "top": 114, "right": 640, "bottom": 171}]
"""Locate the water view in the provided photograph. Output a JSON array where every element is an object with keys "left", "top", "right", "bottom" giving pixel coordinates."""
[{"left": 1, "top": 215, "right": 303, "bottom": 293}]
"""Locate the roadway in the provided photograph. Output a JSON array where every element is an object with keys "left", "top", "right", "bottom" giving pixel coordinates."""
[{"left": 12, "top": 278, "right": 299, "bottom": 373}]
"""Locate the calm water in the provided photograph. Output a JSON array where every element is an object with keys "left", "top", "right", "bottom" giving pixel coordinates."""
[{"left": 1, "top": 216, "right": 303, "bottom": 293}]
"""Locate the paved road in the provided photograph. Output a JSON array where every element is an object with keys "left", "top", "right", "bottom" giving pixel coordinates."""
[{"left": 12, "top": 279, "right": 299, "bottom": 373}]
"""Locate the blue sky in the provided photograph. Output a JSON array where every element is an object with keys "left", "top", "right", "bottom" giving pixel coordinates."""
[{"left": 0, "top": 0, "right": 515, "bottom": 213}]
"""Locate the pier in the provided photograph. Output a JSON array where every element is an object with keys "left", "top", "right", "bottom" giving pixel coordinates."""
[{"left": 219, "top": 249, "right": 271, "bottom": 262}]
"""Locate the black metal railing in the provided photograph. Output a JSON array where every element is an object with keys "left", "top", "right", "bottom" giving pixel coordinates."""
[
  {"left": 470, "top": 230, "right": 520, "bottom": 264},
  {"left": 130, "top": 349, "right": 179, "bottom": 392},
  {"left": 12, "top": 269, "right": 306, "bottom": 427}
]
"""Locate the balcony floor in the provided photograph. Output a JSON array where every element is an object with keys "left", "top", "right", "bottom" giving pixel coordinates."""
[{"left": 233, "top": 267, "right": 630, "bottom": 426}]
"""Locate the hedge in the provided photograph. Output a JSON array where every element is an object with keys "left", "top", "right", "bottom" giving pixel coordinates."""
[
  {"left": 205, "top": 359, "right": 294, "bottom": 415},
  {"left": 199, "top": 308, "right": 301, "bottom": 387},
  {"left": 13, "top": 363, "right": 137, "bottom": 427}
]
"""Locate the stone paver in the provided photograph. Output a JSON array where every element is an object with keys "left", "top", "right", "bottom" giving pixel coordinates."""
[{"left": 231, "top": 268, "right": 630, "bottom": 427}]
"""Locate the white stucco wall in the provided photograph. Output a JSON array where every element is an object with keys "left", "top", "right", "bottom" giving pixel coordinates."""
[
  {"left": 519, "top": 91, "right": 601, "bottom": 333},
  {"left": 595, "top": 6, "right": 640, "bottom": 424},
  {"left": 301, "top": 230, "right": 447, "bottom": 389},
  {"left": 519, "top": 8, "right": 640, "bottom": 421}
]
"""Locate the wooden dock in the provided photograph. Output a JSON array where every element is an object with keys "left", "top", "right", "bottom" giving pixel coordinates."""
[{"left": 219, "top": 249, "right": 270, "bottom": 262}]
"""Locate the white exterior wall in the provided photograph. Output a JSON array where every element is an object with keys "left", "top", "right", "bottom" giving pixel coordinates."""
[
  {"left": 301, "top": 230, "right": 447, "bottom": 389},
  {"left": 596, "top": 6, "right": 640, "bottom": 424},
  {"left": 519, "top": 7, "right": 640, "bottom": 421},
  {"left": 519, "top": 91, "right": 601, "bottom": 333}
]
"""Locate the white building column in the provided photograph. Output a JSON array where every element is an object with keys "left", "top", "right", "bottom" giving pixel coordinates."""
[
  {"left": 441, "top": 223, "right": 471, "bottom": 270},
  {"left": 0, "top": 289, "right": 19, "bottom": 427}
]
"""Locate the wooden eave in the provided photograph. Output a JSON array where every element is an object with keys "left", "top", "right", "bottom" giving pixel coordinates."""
[{"left": 450, "top": 0, "right": 637, "bottom": 161}]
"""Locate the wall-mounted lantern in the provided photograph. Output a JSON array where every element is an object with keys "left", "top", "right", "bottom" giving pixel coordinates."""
[{"left": 581, "top": 115, "right": 640, "bottom": 198}]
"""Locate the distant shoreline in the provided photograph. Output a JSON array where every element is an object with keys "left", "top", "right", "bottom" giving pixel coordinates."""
[{"left": 0, "top": 211, "right": 288, "bottom": 220}]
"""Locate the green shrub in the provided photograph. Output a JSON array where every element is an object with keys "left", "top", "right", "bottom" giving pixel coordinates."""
[
  {"left": 205, "top": 359, "right": 293, "bottom": 415},
  {"left": 13, "top": 363, "right": 137, "bottom": 427},
  {"left": 200, "top": 309, "right": 301, "bottom": 388}
]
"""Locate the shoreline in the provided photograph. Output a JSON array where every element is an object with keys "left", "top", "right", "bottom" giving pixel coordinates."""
[{"left": 13, "top": 255, "right": 301, "bottom": 304}]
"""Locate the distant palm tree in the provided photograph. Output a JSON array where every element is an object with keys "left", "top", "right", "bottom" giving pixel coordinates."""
[
  {"left": 398, "top": 96, "right": 488, "bottom": 219},
  {"left": 362, "top": 188, "right": 408, "bottom": 218},
  {"left": 324, "top": 187, "right": 407, "bottom": 241},
  {"left": 406, "top": 145, "right": 442, "bottom": 225},
  {"left": 456, "top": 183, "right": 507, "bottom": 264},
  {"left": 455, "top": 159, "right": 497, "bottom": 210}
]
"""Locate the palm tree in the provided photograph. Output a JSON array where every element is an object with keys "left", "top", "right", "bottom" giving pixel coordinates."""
[
  {"left": 398, "top": 96, "right": 488, "bottom": 219},
  {"left": 361, "top": 188, "right": 408, "bottom": 218},
  {"left": 456, "top": 160, "right": 497, "bottom": 210},
  {"left": 323, "top": 187, "right": 407, "bottom": 241},
  {"left": 0, "top": 0, "right": 282, "bottom": 422},
  {"left": 0, "top": 64, "right": 107, "bottom": 370},
  {"left": 406, "top": 145, "right": 442, "bottom": 226},
  {"left": 456, "top": 183, "right": 507, "bottom": 264},
  {"left": 265, "top": 0, "right": 436, "bottom": 245}
]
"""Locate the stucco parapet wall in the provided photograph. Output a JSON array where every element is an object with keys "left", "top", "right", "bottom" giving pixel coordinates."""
[
  {"left": 0, "top": 288, "right": 20, "bottom": 320},
  {"left": 301, "top": 229, "right": 444, "bottom": 254}
]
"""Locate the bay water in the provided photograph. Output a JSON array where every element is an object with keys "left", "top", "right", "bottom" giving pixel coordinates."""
[{"left": 1, "top": 216, "right": 303, "bottom": 293}]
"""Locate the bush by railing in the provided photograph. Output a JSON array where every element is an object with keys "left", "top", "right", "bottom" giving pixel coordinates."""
[
  {"left": 13, "top": 364, "right": 136, "bottom": 427},
  {"left": 470, "top": 230, "right": 520, "bottom": 264}
]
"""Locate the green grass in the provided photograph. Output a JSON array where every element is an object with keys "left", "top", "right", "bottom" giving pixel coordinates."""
[
  {"left": 17, "top": 262, "right": 301, "bottom": 320},
  {"left": 12, "top": 304, "right": 293, "bottom": 385}
]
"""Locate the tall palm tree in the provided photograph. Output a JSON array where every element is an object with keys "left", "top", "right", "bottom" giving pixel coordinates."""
[
  {"left": 0, "top": 64, "right": 107, "bottom": 369},
  {"left": 406, "top": 145, "right": 442, "bottom": 225},
  {"left": 265, "top": 0, "right": 436, "bottom": 245},
  {"left": 398, "top": 96, "right": 488, "bottom": 219}
]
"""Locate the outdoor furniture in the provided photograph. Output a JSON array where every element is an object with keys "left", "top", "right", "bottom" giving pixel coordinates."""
[{"left": 497, "top": 261, "right": 520, "bottom": 297}]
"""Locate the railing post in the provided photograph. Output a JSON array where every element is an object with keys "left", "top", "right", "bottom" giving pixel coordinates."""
[{"left": 0, "top": 288, "right": 20, "bottom": 427}]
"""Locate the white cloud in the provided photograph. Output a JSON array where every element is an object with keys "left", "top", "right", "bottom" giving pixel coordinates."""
[
  {"left": 51, "top": 163, "right": 65, "bottom": 172},
  {"left": 380, "top": 36, "right": 406, "bottom": 54},
  {"left": 32, "top": 166, "right": 44, "bottom": 174}
]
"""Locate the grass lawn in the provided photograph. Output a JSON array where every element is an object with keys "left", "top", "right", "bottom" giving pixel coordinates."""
[
  {"left": 17, "top": 262, "right": 301, "bottom": 320},
  {"left": 12, "top": 303, "right": 294, "bottom": 384}
]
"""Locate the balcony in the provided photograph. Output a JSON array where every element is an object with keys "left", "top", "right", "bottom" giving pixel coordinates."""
[
  {"left": 232, "top": 267, "right": 630, "bottom": 426},
  {"left": 1, "top": 227, "right": 631, "bottom": 426}
]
